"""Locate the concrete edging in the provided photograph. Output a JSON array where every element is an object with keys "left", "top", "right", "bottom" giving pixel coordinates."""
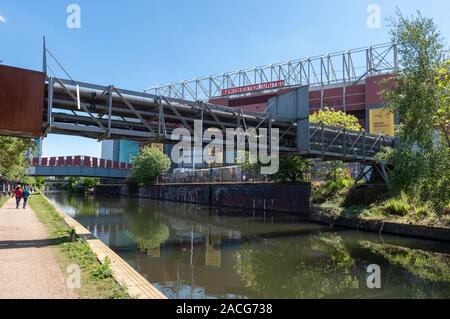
[
  {"left": 41, "top": 194, "right": 167, "bottom": 299},
  {"left": 310, "top": 212, "right": 450, "bottom": 242}
]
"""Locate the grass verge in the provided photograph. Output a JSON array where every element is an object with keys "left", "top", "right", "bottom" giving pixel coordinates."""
[
  {"left": 314, "top": 198, "right": 450, "bottom": 228},
  {"left": 28, "top": 194, "right": 131, "bottom": 299},
  {"left": 0, "top": 195, "right": 9, "bottom": 208}
]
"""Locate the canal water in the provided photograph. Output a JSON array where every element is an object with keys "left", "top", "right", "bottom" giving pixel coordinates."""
[{"left": 47, "top": 193, "right": 450, "bottom": 299}]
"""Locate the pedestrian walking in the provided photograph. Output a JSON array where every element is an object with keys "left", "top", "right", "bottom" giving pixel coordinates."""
[
  {"left": 11, "top": 185, "right": 23, "bottom": 209},
  {"left": 22, "top": 185, "right": 31, "bottom": 209}
]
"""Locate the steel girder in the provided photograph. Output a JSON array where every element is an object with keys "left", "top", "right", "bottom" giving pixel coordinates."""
[{"left": 145, "top": 43, "right": 398, "bottom": 101}]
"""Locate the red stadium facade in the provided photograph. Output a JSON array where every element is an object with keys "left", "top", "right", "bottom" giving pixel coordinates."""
[{"left": 210, "top": 73, "right": 393, "bottom": 130}]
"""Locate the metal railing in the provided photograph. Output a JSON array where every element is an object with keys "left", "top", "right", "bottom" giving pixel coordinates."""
[
  {"left": 157, "top": 166, "right": 268, "bottom": 184},
  {"left": 307, "top": 123, "right": 395, "bottom": 161},
  {"left": 145, "top": 43, "right": 397, "bottom": 101}
]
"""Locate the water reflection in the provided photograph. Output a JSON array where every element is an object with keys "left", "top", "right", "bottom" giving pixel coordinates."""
[{"left": 47, "top": 193, "right": 450, "bottom": 299}]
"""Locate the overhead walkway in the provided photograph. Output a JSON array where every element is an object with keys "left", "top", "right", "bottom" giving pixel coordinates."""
[
  {"left": 44, "top": 76, "right": 395, "bottom": 162},
  {"left": 27, "top": 156, "right": 131, "bottom": 179}
]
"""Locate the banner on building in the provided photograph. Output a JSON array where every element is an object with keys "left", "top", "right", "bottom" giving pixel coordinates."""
[{"left": 368, "top": 108, "right": 395, "bottom": 137}]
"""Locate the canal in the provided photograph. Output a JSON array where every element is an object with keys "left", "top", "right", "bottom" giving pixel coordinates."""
[{"left": 47, "top": 193, "right": 450, "bottom": 299}]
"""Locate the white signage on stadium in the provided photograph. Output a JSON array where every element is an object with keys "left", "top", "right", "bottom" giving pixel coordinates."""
[{"left": 221, "top": 80, "right": 285, "bottom": 96}]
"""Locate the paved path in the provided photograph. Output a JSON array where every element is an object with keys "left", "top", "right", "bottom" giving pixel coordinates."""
[{"left": 0, "top": 198, "right": 77, "bottom": 299}]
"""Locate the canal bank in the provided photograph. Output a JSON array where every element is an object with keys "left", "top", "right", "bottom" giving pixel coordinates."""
[
  {"left": 39, "top": 194, "right": 167, "bottom": 299},
  {"left": 310, "top": 211, "right": 450, "bottom": 242}
]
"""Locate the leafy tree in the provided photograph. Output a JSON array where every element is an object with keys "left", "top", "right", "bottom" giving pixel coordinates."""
[
  {"left": 309, "top": 108, "right": 362, "bottom": 200},
  {"left": 269, "top": 155, "right": 312, "bottom": 183},
  {"left": 436, "top": 60, "right": 450, "bottom": 147},
  {"left": 0, "top": 136, "right": 34, "bottom": 181},
  {"left": 239, "top": 151, "right": 264, "bottom": 181},
  {"left": 34, "top": 176, "right": 46, "bottom": 189},
  {"left": 128, "top": 146, "right": 171, "bottom": 186},
  {"left": 240, "top": 109, "right": 362, "bottom": 184},
  {"left": 313, "top": 164, "right": 353, "bottom": 204},
  {"left": 381, "top": 10, "right": 450, "bottom": 213},
  {"left": 310, "top": 107, "right": 362, "bottom": 131},
  {"left": 22, "top": 176, "right": 46, "bottom": 189},
  {"left": 384, "top": 10, "right": 445, "bottom": 150},
  {"left": 67, "top": 177, "right": 100, "bottom": 193}
]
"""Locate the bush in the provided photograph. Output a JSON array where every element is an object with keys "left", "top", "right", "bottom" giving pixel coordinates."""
[
  {"left": 91, "top": 257, "right": 113, "bottom": 280},
  {"left": 129, "top": 146, "right": 171, "bottom": 186},
  {"left": 313, "top": 164, "right": 353, "bottom": 204},
  {"left": 383, "top": 192, "right": 411, "bottom": 216},
  {"left": 66, "top": 177, "right": 100, "bottom": 193},
  {"left": 269, "top": 156, "right": 312, "bottom": 183},
  {"left": 310, "top": 107, "right": 362, "bottom": 131}
]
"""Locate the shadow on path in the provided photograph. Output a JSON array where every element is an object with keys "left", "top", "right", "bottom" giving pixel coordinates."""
[{"left": 0, "top": 236, "right": 69, "bottom": 249}]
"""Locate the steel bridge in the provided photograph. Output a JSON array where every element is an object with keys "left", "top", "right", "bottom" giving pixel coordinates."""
[
  {"left": 43, "top": 43, "right": 396, "bottom": 166},
  {"left": 26, "top": 156, "right": 131, "bottom": 179},
  {"left": 0, "top": 40, "right": 397, "bottom": 184}
]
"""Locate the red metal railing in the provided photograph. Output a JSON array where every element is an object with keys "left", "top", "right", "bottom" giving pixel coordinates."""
[{"left": 31, "top": 156, "right": 132, "bottom": 170}]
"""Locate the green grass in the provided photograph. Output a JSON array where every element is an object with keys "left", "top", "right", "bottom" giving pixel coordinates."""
[
  {"left": 28, "top": 194, "right": 132, "bottom": 299},
  {"left": 314, "top": 197, "right": 450, "bottom": 228},
  {"left": 0, "top": 195, "right": 9, "bottom": 208}
]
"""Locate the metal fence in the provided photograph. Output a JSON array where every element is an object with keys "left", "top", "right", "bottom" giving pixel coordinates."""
[{"left": 157, "top": 166, "right": 269, "bottom": 184}]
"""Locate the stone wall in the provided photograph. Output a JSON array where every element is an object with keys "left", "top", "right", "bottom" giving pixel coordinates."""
[{"left": 95, "top": 182, "right": 311, "bottom": 215}]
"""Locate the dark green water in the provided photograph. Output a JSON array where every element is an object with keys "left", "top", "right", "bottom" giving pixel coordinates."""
[{"left": 47, "top": 192, "right": 450, "bottom": 299}]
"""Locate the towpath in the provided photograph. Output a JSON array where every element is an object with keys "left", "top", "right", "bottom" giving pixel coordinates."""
[{"left": 0, "top": 198, "right": 76, "bottom": 299}]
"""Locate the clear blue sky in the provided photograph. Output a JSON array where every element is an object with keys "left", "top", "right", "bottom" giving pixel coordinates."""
[{"left": 1, "top": 0, "right": 449, "bottom": 157}]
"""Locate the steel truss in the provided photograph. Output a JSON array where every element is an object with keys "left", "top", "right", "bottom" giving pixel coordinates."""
[
  {"left": 44, "top": 76, "right": 394, "bottom": 163},
  {"left": 355, "top": 162, "right": 392, "bottom": 184},
  {"left": 43, "top": 42, "right": 395, "bottom": 164},
  {"left": 145, "top": 43, "right": 398, "bottom": 101}
]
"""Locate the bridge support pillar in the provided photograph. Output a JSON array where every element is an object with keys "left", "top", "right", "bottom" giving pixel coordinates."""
[{"left": 267, "top": 86, "right": 310, "bottom": 153}]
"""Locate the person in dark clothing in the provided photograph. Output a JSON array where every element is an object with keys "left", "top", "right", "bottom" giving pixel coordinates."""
[
  {"left": 22, "top": 185, "right": 31, "bottom": 209},
  {"left": 12, "top": 185, "right": 23, "bottom": 209}
]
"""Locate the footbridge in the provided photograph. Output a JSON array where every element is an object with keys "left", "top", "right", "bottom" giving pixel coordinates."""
[
  {"left": 26, "top": 156, "right": 131, "bottom": 179},
  {"left": 0, "top": 41, "right": 396, "bottom": 174}
]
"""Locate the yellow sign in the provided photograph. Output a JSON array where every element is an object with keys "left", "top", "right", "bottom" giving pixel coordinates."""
[
  {"left": 150, "top": 143, "right": 164, "bottom": 151},
  {"left": 369, "top": 109, "right": 395, "bottom": 136}
]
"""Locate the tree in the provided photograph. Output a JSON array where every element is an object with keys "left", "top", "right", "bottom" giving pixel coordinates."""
[
  {"left": 270, "top": 155, "right": 312, "bottom": 183},
  {"left": 22, "top": 176, "right": 46, "bottom": 189},
  {"left": 239, "top": 108, "right": 362, "bottom": 184},
  {"left": 66, "top": 177, "right": 100, "bottom": 193},
  {"left": 436, "top": 60, "right": 450, "bottom": 147},
  {"left": 381, "top": 10, "right": 450, "bottom": 213},
  {"left": 310, "top": 107, "right": 362, "bottom": 131},
  {"left": 0, "top": 136, "right": 34, "bottom": 181},
  {"left": 384, "top": 10, "right": 445, "bottom": 150},
  {"left": 128, "top": 146, "right": 171, "bottom": 186},
  {"left": 309, "top": 107, "right": 362, "bottom": 200}
]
